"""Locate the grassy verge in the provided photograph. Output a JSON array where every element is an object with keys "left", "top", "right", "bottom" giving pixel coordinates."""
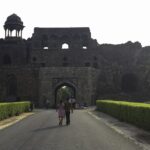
[{"left": 96, "top": 100, "right": 150, "bottom": 131}]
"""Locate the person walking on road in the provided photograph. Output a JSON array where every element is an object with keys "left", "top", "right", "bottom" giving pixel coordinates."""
[
  {"left": 64, "top": 99, "right": 73, "bottom": 125},
  {"left": 56, "top": 100, "right": 65, "bottom": 126}
]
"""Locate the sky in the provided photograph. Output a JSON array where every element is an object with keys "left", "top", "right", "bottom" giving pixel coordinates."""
[{"left": 0, "top": 0, "right": 150, "bottom": 46}]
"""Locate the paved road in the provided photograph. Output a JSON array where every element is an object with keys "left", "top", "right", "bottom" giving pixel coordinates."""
[{"left": 0, "top": 109, "right": 143, "bottom": 150}]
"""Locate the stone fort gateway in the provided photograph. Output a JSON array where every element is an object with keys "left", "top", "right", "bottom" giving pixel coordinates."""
[{"left": 0, "top": 14, "right": 150, "bottom": 107}]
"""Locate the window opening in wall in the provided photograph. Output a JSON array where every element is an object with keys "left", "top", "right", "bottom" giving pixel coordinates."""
[
  {"left": 43, "top": 46, "right": 48, "bottom": 50},
  {"left": 62, "top": 43, "right": 69, "bottom": 49},
  {"left": 82, "top": 46, "right": 87, "bottom": 49}
]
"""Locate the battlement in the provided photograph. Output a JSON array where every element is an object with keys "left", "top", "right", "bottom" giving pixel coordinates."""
[
  {"left": 33, "top": 27, "right": 91, "bottom": 37},
  {"left": 31, "top": 27, "right": 93, "bottom": 50}
]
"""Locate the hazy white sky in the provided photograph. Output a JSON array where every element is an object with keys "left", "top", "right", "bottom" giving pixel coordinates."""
[{"left": 0, "top": 0, "right": 150, "bottom": 46}]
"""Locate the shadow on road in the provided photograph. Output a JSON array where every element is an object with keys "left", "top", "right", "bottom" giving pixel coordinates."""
[{"left": 33, "top": 125, "right": 67, "bottom": 132}]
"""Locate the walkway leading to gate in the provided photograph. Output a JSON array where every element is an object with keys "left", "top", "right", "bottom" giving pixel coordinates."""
[{"left": 0, "top": 109, "right": 143, "bottom": 150}]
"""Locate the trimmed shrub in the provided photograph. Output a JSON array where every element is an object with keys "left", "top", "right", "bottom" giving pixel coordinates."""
[
  {"left": 96, "top": 100, "right": 150, "bottom": 131},
  {"left": 0, "top": 101, "right": 31, "bottom": 121}
]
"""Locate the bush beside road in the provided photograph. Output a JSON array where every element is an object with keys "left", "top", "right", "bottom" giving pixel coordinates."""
[
  {"left": 0, "top": 101, "right": 31, "bottom": 121},
  {"left": 96, "top": 100, "right": 150, "bottom": 131}
]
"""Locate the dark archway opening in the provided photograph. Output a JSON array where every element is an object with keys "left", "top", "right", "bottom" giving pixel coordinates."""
[
  {"left": 54, "top": 83, "right": 76, "bottom": 107},
  {"left": 121, "top": 73, "right": 138, "bottom": 93}
]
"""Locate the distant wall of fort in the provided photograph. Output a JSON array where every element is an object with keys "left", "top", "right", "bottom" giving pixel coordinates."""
[{"left": 1, "top": 14, "right": 150, "bottom": 107}]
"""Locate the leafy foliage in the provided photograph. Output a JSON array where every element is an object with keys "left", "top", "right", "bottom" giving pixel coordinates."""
[
  {"left": 96, "top": 100, "right": 150, "bottom": 131},
  {"left": 57, "top": 86, "right": 74, "bottom": 102},
  {"left": 0, "top": 101, "right": 31, "bottom": 121}
]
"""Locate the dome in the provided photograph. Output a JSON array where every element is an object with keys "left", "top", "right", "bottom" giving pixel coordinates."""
[{"left": 4, "top": 13, "right": 24, "bottom": 31}]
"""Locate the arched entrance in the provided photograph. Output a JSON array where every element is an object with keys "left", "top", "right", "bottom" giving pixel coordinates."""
[{"left": 54, "top": 83, "right": 76, "bottom": 106}]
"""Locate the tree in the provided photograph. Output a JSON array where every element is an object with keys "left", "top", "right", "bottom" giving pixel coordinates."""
[{"left": 57, "top": 86, "right": 74, "bottom": 102}]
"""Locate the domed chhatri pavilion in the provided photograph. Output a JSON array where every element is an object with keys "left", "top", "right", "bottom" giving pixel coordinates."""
[
  {"left": 4, "top": 14, "right": 24, "bottom": 38},
  {"left": 0, "top": 14, "right": 150, "bottom": 107}
]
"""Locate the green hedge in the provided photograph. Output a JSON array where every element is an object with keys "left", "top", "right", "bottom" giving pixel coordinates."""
[
  {"left": 0, "top": 101, "right": 31, "bottom": 121},
  {"left": 96, "top": 100, "right": 150, "bottom": 131}
]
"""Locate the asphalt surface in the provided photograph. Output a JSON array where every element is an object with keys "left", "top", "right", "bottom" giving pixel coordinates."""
[{"left": 0, "top": 109, "right": 144, "bottom": 150}]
